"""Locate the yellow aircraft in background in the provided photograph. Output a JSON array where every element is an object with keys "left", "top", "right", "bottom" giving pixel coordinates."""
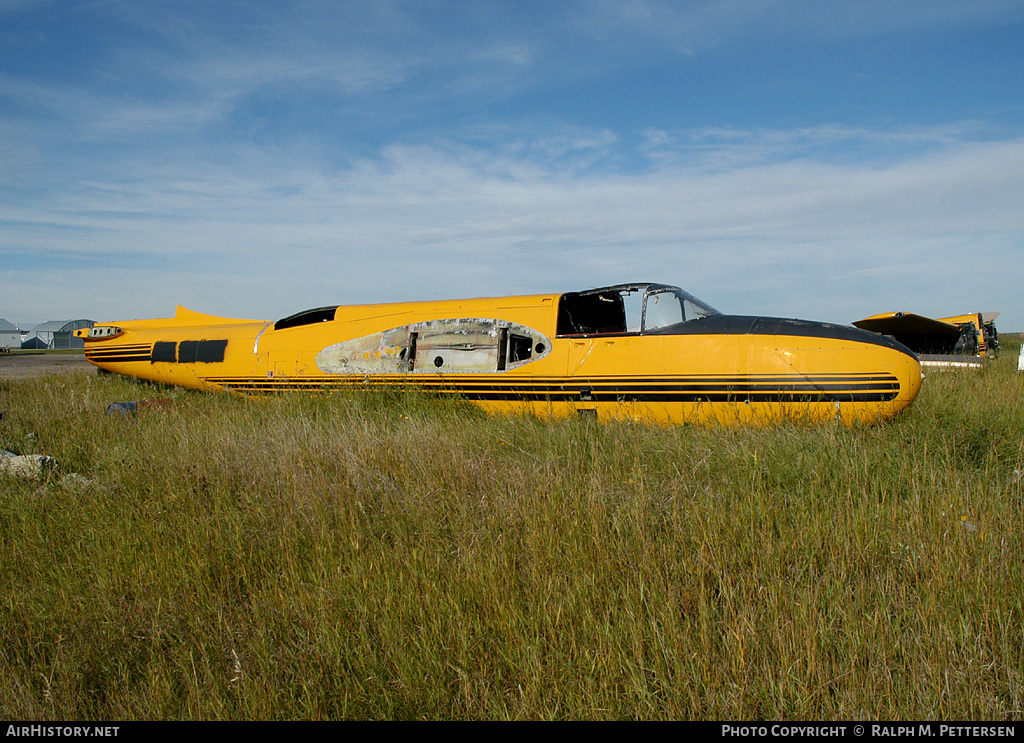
[
  {"left": 853, "top": 311, "right": 999, "bottom": 369},
  {"left": 77, "top": 282, "right": 922, "bottom": 426}
]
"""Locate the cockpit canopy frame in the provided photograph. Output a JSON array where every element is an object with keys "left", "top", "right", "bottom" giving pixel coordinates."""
[{"left": 557, "top": 283, "right": 719, "bottom": 337}]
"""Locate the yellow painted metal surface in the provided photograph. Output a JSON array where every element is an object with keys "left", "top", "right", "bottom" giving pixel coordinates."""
[
  {"left": 854, "top": 309, "right": 1001, "bottom": 363},
  {"left": 938, "top": 312, "right": 999, "bottom": 358},
  {"left": 77, "top": 285, "right": 922, "bottom": 426}
]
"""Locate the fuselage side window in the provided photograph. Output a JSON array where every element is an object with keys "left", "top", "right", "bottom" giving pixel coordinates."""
[{"left": 274, "top": 306, "right": 338, "bottom": 331}]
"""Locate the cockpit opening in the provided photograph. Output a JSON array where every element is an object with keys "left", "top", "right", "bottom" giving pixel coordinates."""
[{"left": 556, "top": 283, "right": 719, "bottom": 337}]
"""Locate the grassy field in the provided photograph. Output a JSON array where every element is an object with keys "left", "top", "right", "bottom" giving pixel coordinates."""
[{"left": 1, "top": 339, "right": 1022, "bottom": 720}]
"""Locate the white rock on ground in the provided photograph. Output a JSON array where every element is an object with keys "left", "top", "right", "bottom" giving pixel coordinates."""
[{"left": 0, "top": 453, "right": 57, "bottom": 480}]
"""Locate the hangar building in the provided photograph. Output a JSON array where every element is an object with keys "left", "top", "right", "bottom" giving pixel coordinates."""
[{"left": 20, "top": 320, "right": 95, "bottom": 350}]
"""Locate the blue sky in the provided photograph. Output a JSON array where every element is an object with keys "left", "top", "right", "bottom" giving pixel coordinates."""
[{"left": 2, "top": 0, "right": 1023, "bottom": 331}]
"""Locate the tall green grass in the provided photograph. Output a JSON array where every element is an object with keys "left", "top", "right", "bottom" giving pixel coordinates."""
[{"left": 1, "top": 341, "right": 1022, "bottom": 719}]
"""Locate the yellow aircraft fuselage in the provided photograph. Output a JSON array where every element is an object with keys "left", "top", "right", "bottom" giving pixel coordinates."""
[{"left": 77, "top": 283, "right": 922, "bottom": 426}]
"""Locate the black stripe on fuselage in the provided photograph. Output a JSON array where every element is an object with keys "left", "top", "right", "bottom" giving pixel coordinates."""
[
  {"left": 84, "top": 344, "right": 153, "bottom": 363},
  {"left": 202, "top": 374, "right": 902, "bottom": 402}
]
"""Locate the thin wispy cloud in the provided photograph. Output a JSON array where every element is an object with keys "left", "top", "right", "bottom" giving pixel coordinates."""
[{"left": 576, "top": 0, "right": 1024, "bottom": 44}]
